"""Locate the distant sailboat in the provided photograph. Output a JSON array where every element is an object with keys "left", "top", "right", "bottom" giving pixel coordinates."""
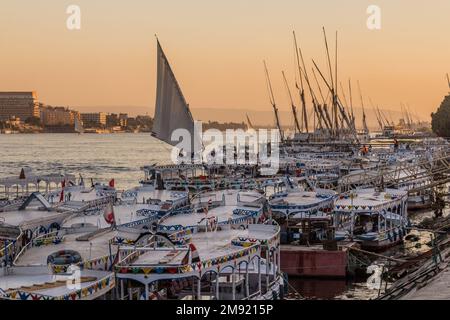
[
  {"left": 246, "top": 113, "right": 255, "bottom": 130},
  {"left": 74, "top": 116, "right": 84, "bottom": 134},
  {"left": 152, "top": 38, "right": 202, "bottom": 155}
]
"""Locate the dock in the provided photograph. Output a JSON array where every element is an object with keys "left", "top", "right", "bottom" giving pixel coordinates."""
[
  {"left": 377, "top": 237, "right": 450, "bottom": 300},
  {"left": 401, "top": 261, "right": 450, "bottom": 300}
]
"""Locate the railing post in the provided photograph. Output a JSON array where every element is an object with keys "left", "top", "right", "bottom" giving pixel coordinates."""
[
  {"left": 120, "top": 279, "right": 125, "bottom": 300},
  {"left": 232, "top": 268, "right": 236, "bottom": 300},
  {"left": 258, "top": 256, "right": 262, "bottom": 294},
  {"left": 245, "top": 264, "right": 250, "bottom": 298},
  {"left": 197, "top": 276, "right": 201, "bottom": 300},
  {"left": 144, "top": 283, "right": 149, "bottom": 300},
  {"left": 215, "top": 271, "right": 220, "bottom": 300}
]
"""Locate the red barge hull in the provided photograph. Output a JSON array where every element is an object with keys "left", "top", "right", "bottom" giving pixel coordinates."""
[{"left": 280, "top": 244, "right": 351, "bottom": 278}]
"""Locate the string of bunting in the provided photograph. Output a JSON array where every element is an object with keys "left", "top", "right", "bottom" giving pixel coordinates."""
[
  {"left": 116, "top": 246, "right": 259, "bottom": 275},
  {"left": 51, "top": 253, "right": 118, "bottom": 274},
  {"left": 32, "top": 236, "right": 64, "bottom": 247},
  {"left": 4, "top": 274, "right": 115, "bottom": 301},
  {"left": 334, "top": 198, "right": 405, "bottom": 212}
]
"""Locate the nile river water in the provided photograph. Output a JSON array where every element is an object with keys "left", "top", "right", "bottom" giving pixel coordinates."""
[{"left": 0, "top": 133, "right": 172, "bottom": 189}]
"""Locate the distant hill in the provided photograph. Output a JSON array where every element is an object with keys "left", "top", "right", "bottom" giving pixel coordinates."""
[
  {"left": 75, "top": 105, "right": 429, "bottom": 131},
  {"left": 190, "top": 107, "right": 429, "bottom": 131},
  {"left": 74, "top": 105, "right": 151, "bottom": 117}
]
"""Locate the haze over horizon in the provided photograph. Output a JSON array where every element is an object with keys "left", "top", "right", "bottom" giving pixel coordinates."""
[{"left": 1, "top": 1, "right": 449, "bottom": 123}]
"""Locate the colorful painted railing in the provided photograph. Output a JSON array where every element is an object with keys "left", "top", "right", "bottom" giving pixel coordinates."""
[
  {"left": 115, "top": 245, "right": 259, "bottom": 275},
  {"left": 119, "top": 216, "right": 158, "bottom": 228},
  {"left": 157, "top": 211, "right": 258, "bottom": 233},
  {"left": 0, "top": 229, "right": 23, "bottom": 263},
  {"left": 168, "top": 227, "right": 196, "bottom": 243},
  {"left": 231, "top": 233, "right": 280, "bottom": 248},
  {"left": 12, "top": 230, "right": 63, "bottom": 265},
  {"left": 2, "top": 274, "right": 115, "bottom": 300},
  {"left": 32, "top": 234, "right": 64, "bottom": 247},
  {"left": 50, "top": 252, "right": 118, "bottom": 274}
]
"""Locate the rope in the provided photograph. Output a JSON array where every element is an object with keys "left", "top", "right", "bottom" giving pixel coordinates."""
[
  {"left": 348, "top": 251, "right": 372, "bottom": 267},
  {"left": 282, "top": 273, "right": 303, "bottom": 299},
  {"left": 345, "top": 246, "right": 407, "bottom": 263}
]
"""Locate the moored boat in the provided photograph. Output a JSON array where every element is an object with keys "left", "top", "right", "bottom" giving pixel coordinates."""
[{"left": 334, "top": 188, "right": 409, "bottom": 251}]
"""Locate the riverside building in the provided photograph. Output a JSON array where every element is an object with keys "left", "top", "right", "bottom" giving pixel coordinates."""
[{"left": 0, "top": 91, "right": 40, "bottom": 122}]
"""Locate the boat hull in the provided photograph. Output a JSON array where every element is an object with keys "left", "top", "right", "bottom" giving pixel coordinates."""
[
  {"left": 280, "top": 245, "right": 348, "bottom": 278},
  {"left": 360, "top": 238, "right": 404, "bottom": 252}
]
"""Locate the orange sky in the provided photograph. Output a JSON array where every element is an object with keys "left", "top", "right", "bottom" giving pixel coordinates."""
[{"left": 0, "top": 0, "right": 449, "bottom": 120}]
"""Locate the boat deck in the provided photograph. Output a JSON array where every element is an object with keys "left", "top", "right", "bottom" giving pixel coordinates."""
[
  {"left": 46, "top": 186, "right": 107, "bottom": 203},
  {"left": 272, "top": 191, "right": 332, "bottom": 206},
  {"left": 15, "top": 231, "right": 118, "bottom": 266},
  {"left": 160, "top": 205, "right": 250, "bottom": 227},
  {"left": 122, "top": 188, "right": 187, "bottom": 202},
  {"left": 131, "top": 225, "right": 278, "bottom": 266},
  {"left": 63, "top": 203, "right": 155, "bottom": 229},
  {"left": 0, "top": 209, "right": 65, "bottom": 228},
  {"left": 0, "top": 269, "right": 112, "bottom": 298},
  {"left": 335, "top": 188, "right": 407, "bottom": 211},
  {"left": 192, "top": 189, "right": 263, "bottom": 206}
]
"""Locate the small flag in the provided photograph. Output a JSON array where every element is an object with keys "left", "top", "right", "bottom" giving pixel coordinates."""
[
  {"left": 182, "top": 243, "right": 200, "bottom": 265},
  {"left": 103, "top": 202, "right": 115, "bottom": 225},
  {"left": 189, "top": 243, "right": 200, "bottom": 263},
  {"left": 19, "top": 168, "right": 26, "bottom": 179}
]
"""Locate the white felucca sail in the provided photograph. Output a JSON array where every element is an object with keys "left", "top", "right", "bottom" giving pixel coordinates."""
[
  {"left": 74, "top": 116, "right": 84, "bottom": 134},
  {"left": 152, "top": 39, "right": 201, "bottom": 154}
]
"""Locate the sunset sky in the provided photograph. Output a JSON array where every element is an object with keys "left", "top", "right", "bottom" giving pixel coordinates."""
[{"left": 0, "top": 0, "right": 449, "bottom": 122}]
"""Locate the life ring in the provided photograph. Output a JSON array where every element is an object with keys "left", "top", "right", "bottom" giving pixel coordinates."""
[
  {"left": 49, "top": 223, "right": 61, "bottom": 231},
  {"left": 47, "top": 250, "right": 82, "bottom": 265}
]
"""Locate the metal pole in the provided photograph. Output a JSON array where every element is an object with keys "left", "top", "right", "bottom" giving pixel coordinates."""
[
  {"left": 216, "top": 272, "right": 220, "bottom": 300},
  {"left": 245, "top": 265, "right": 250, "bottom": 297},
  {"left": 197, "top": 276, "right": 201, "bottom": 300},
  {"left": 232, "top": 268, "right": 236, "bottom": 300},
  {"left": 258, "top": 258, "right": 262, "bottom": 293},
  {"left": 266, "top": 249, "right": 270, "bottom": 290}
]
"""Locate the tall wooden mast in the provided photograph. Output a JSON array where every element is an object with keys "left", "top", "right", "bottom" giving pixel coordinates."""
[
  {"left": 264, "top": 60, "right": 284, "bottom": 142},
  {"left": 293, "top": 31, "right": 309, "bottom": 133},
  {"left": 357, "top": 81, "right": 369, "bottom": 133},
  {"left": 447, "top": 73, "right": 450, "bottom": 91},
  {"left": 322, "top": 27, "right": 338, "bottom": 136},
  {"left": 312, "top": 59, "right": 357, "bottom": 141},
  {"left": 348, "top": 79, "right": 356, "bottom": 128},
  {"left": 311, "top": 67, "right": 332, "bottom": 132},
  {"left": 282, "top": 71, "right": 301, "bottom": 134},
  {"left": 295, "top": 32, "right": 322, "bottom": 133}
]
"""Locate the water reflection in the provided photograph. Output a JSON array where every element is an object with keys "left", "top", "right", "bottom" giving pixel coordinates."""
[{"left": 288, "top": 277, "right": 381, "bottom": 300}]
